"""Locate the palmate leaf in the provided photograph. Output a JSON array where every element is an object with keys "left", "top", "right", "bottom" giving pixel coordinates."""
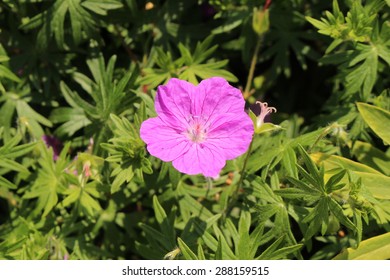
[
  {"left": 320, "top": 44, "right": 379, "bottom": 98},
  {"left": 62, "top": 181, "right": 103, "bottom": 217},
  {"left": 306, "top": 0, "right": 377, "bottom": 44},
  {"left": 20, "top": 0, "right": 123, "bottom": 49},
  {"left": 0, "top": 133, "right": 36, "bottom": 197},
  {"left": 23, "top": 142, "right": 71, "bottom": 217},
  {"left": 311, "top": 153, "right": 390, "bottom": 200},
  {"left": 244, "top": 174, "right": 302, "bottom": 258},
  {"left": 51, "top": 55, "right": 139, "bottom": 152},
  {"left": 50, "top": 107, "right": 92, "bottom": 138},
  {"left": 0, "top": 91, "right": 52, "bottom": 140},
  {"left": 177, "top": 36, "right": 238, "bottom": 84},
  {"left": 297, "top": 144, "right": 325, "bottom": 192},
  {"left": 277, "top": 146, "right": 357, "bottom": 240},
  {"left": 138, "top": 36, "right": 237, "bottom": 88},
  {"left": 0, "top": 133, "right": 36, "bottom": 176},
  {"left": 309, "top": 1, "right": 390, "bottom": 99},
  {"left": 102, "top": 114, "right": 152, "bottom": 193},
  {"left": 262, "top": 9, "right": 319, "bottom": 77}
]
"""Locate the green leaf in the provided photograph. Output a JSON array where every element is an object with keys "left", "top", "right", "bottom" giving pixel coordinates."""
[
  {"left": 22, "top": 142, "right": 71, "bottom": 216},
  {"left": 311, "top": 153, "right": 390, "bottom": 199},
  {"left": 297, "top": 145, "right": 324, "bottom": 191},
  {"left": 177, "top": 238, "right": 198, "bottom": 260},
  {"left": 333, "top": 232, "right": 390, "bottom": 259},
  {"left": 357, "top": 102, "right": 390, "bottom": 145},
  {"left": 304, "top": 198, "right": 328, "bottom": 240},
  {"left": 0, "top": 65, "right": 21, "bottom": 83},
  {"left": 311, "top": 153, "right": 382, "bottom": 174},
  {"left": 328, "top": 197, "right": 356, "bottom": 231},
  {"left": 237, "top": 211, "right": 251, "bottom": 259},
  {"left": 0, "top": 176, "right": 17, "bottom": 189},
  {"left": 0, "top": 158, "right": 30, "bottom": 174},
  {"left": 274, "top": 187, "right": 317, "bottom": 200},
  {"left": 256, "top": 235, "right": 285, "bottom": 260},
  {"left": 351, "top": 140, "right": 390, "bottom": 175},
  {"left": 355, "top": 172, "right": 390, "bottom": 199},
  {"left": 79, "top": 191, "right": 102, "bottom": 216},
  {"left": 325, "top": 169, "right": 346, "bottom": 193},
  {"left": 81, "top": 0, "right": 123, "bottom": 15},
  {"left": 153, "top": 196, "right": 176, "bottom": 248},
  {"left": 50, "top": 107, "right": 92, "bottom": 137},
  {"left": 60, "top": 82, "right": 98, "bottom": 118},
  {"left": 281, "top": 146, "right": 298, "bottom": 178},
  {"left": 197, "top": 243, "right": 206, "bottom": 260}
]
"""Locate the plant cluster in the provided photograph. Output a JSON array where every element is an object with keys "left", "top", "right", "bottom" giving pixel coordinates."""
[{"left": 0, "top": 0, "right": 389, "bottom": 260}]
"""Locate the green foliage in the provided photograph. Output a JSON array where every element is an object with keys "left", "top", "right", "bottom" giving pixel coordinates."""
[
  {"left": 50, "top": 52, "right": 139, "bottom": 152},
  {"left": 101, "top": 114, "right": 152, "bottom": 193},
  {"left": 20, "top": 0, "right": 123, "bottom": 49},
  {"left": 0, "top": 0, "right": 389, "bottom": 261},
  {"left": 139, "top": 36, "right": 238, "bottom": 88},
  {"left": 307, "top": 0, "right": 390, "bottom": 100},
  {"left": 333, "top": 232, "right": 390, "bottom": 260},
  {"left": 357, "top": 102, "right": 390, "bottom": 144}
]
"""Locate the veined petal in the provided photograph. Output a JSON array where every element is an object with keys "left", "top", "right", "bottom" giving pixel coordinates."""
[
  {"left": 207, "top": 112, "right": 254, "bottom": 160},
  {"left": 155, "top": 78, "right": 193, "bottom": 126},
  {"left": 172, "top": 143, "right": 225, "bottom": 177},
  {"left": 140, "top": 117, "right": 190, "bottom": 162},
  {"left": 191, "top": 77, "right": 245, "bottom": 118},
  {"left": 140, "top": 77, "right": 257, "bottom": 177}
]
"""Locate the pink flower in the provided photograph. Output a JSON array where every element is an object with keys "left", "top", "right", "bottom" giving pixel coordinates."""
[{"left": 140, "top": 77, "right": 254, "bottom": 177}]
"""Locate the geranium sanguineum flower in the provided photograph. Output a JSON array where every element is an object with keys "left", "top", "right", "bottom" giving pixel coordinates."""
[{"left": 140, "top": 77, "right": 254, "bottom": 177}]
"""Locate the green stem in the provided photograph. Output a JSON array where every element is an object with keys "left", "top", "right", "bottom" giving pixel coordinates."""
[
  {"left": 223, "top": 36, "right": 262, "bottom": 216},
  {"left": 243, "top": 37, "right": 262, "bottom": 99},
  {"left": 236, "top": 139, "right": 254, "bottom": 196},
  {"left": 223, "top": 139, "right": 254, "bottom": 217}
]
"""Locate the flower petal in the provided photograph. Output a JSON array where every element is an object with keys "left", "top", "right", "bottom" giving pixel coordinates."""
[
  {"left": 155, "top": 78, "right": 194, "bottom": 127},
  {"left": 207, "top": 112, "right": 254, "bottom": 160},
  {"left": 172, "top": 143, "right": 225, "bottom": 177},
  {"left": 191, "top": 77, "right": 245, "bottom": 118},
  {"left": 140, "top": 117, "right": 190, "bottom": 162}
]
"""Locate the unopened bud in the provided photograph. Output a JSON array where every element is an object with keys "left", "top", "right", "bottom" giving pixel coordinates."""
[{"left": 252, "top": 8, "right": 270, "bottom": 36}]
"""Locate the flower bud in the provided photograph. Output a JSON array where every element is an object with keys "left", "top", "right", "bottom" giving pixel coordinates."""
[{"left": 252, "top": 7, "right": 270, "bottom": 36}]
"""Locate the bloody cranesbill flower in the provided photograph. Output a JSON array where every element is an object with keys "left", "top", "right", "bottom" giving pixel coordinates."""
[{"left": 140, "top": 77, "right": 254, "bottom": 178}]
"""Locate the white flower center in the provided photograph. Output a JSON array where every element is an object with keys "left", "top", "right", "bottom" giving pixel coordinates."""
[{"left": 185, "top": 115, "right": 208, "bottom": 143}]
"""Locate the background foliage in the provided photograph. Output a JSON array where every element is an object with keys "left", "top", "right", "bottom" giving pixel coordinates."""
[{"left": 0, "top": 0, "right": 389, "bottom": 260}]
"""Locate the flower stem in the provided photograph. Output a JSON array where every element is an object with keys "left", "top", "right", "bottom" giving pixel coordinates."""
[
  {"left": 243, "top": 37, "right": 262, "bottom": 99},
  {"left": 223, "top": 139, "right": 254, "bottom": 217},
  {"left": 236, "top": 139, "right": 253, "bottom": 196}
]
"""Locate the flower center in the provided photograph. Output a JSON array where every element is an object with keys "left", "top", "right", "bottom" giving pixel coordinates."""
[{"left": 185, "top": 115, "right": 208, "bottom": 143}]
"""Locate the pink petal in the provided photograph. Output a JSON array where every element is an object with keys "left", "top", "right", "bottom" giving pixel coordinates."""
[
  {"left": 191, "top": 77, "right": 245, "bottom": 117},
  {"left": 207, "top": 112, "right": 254, "bottom": 160},
  {"left": 172, "top": 143, "right": 225, "bottom": 177},
  {"left": 155, "top": 78, "right": 194, "bottom": 126},
  {"left": 140, "top": 117, "right": 190, "bottom": 162}
]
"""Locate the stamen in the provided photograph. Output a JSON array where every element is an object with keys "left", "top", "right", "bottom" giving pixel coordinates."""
[
  {"left": 185, "top": 115, "right": 208, "bottom": 143},
  {"left": 256, "top": 101, "right": 277, "bottom": 127}
]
